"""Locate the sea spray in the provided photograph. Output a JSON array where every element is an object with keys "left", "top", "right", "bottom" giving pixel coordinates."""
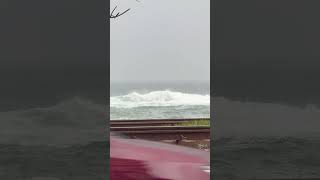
[
  {"left": 110, "top": 90, "right": 210, "bottom": 108},
  {"left": 110, "top": 90, "right": 210, "bottom": 119}
]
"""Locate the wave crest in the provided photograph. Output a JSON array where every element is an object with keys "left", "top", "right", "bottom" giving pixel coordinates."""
[{"left": 110, "top": 90, "right": 210, "bottom": 108}]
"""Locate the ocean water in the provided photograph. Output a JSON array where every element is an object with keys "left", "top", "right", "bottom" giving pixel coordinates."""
[
  {"left": 110, "top": 81, "right": 210, "bottom": 120},
  {"left": 0, "top": 97, "right": 108, "bottom": 179},
  {"left": 0, "top": 81, "right": 209, "bottom": 179},
  {"left": 213, "top": 97, "right": 320, "bottom": 179},
  {"left": 213, "top": 136, "right": 320, "bottom": 180}
]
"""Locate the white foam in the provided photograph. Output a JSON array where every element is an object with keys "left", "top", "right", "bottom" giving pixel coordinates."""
[{"left": 110, "top": 90, "right": 210, "bottom": 108}]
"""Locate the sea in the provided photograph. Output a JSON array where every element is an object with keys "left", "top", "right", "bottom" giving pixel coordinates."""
[
  {"left": 110, "top": 81, "right": 210, "bottom": 120},
  {"left": 0, "top": 81, "right": 209, "bottom": 179},
  {"left": 111, "top": 82, "right": 320, "bottom": 179},
  {"left": 212, "top": 97, "right": 320, "bottom": 180},
  {"left": 3, "top": 80, "right": 320, "bottom": 179},
  {"left": 0, "top": 97, "right": 108, "bottom": 179}
]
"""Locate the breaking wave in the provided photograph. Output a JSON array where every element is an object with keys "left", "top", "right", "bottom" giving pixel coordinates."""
[{"left": 110, "top": 90, "right": 210, "bottom": 108}]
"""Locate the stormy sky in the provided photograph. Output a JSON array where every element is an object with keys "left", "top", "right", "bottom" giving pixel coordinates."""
[
  {"left": 111, "top": 0, "right": 210, "bottom": 82},
  {"left": 214, "top": 0, "right": 320, "bottom": 106}
]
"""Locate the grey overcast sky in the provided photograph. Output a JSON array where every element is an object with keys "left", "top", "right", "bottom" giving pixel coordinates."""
[{"left": 111, "top": 0, "right": 210, "bottom": 82}]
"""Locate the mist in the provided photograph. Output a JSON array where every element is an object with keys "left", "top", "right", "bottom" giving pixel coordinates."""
[{"left": 111, "top": 0, "right": 210, "bottom": 82}]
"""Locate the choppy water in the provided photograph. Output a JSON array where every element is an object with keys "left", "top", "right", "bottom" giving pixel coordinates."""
[
  {"left": 5, "top": 81, "right": 320, "bottom": 180},
  {"left": 110, "top": 81, "right": 210, "bottom": 119},
  {"left": 0, "top": 81, "right": 209, "bottom": 178},
  {"left": 0, "top": 98, "right": 108, "bottom": 179},
  {"left": 0, "top": 142, "right": 108, "bottom": 180},
  {"left": 213, "top": 136, "right": 320, "bottom": 180},
  {"left": 213, "top": 98, "right": 320, "bottom": 180}
]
